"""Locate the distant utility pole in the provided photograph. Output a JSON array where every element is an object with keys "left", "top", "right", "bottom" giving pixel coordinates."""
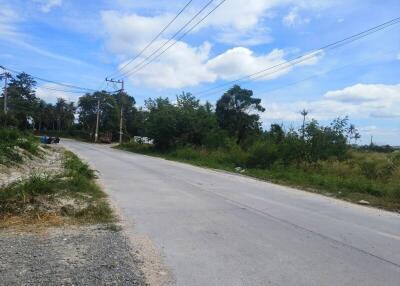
[
  {"left": 0, "top": 65, "right": 11, "bottom": 114},
  {"left": 105, "top": 77, "right": 124, "bottom": 144},
  {"left": 95, "top": 98, "right": 100, "bottom": 143}
]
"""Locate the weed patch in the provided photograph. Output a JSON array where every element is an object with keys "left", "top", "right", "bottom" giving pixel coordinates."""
[{"left": 0, "top": 150, "right": 115, "bottom": 227}]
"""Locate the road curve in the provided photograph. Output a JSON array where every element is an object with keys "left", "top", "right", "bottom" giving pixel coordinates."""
[{"left": 61, "top": 140, "right": 400, "bottom": 286}]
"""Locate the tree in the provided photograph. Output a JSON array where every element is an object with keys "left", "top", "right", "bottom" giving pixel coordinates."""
[
  {"left": 6, "top": 72, "right": 38, "bottom": 129},
  {"left": 77, "top": 91, "right": 118, "bottom": 138},
  {"left": 300, "top": 109, "right": 309, "bottom": 140},
  {"left": 348, "top": 124, "right": 361, "bottom": 144},
  {"left": 216, "top": 85, "right": 265, "bottom": 143},
  {"left": 144, "top": 97, "right": 178, "bottom": 149}
]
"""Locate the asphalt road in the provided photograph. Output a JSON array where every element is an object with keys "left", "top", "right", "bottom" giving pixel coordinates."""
[{"left": 62, "top": 140, "right": 400, "bottom": 286}]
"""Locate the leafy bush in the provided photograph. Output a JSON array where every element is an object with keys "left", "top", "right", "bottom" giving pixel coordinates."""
[{"left": 247, "top": 141, "right": 278, "bottom": 168}]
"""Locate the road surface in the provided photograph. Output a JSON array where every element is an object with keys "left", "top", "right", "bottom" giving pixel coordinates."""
[{"left": 62, "top": 140, "right": 400, "bottom": 286}]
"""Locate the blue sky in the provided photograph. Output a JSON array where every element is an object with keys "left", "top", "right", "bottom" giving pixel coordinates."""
[{"left": 0, "top": 0, "right": 399, "bottom": 144}]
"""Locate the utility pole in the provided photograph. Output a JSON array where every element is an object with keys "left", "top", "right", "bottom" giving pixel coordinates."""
[
  {"left": 105, "top": 77, "right": 124, "bottom": 144},
  {"left": 0, "top": 65, "right": 11, "bottom": 114},
  {"left": 95, "top": 98, "right": 100, "bottom": 143}
]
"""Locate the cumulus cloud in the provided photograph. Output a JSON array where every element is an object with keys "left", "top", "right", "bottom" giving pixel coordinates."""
[
  {"left": 324, "top": 83, "right": 400, "bottom": 118},
  {"left": 99, "top": 1, "right": 333, "bottom": 88},
  {"left": 205, "top": 47, "right": 321, "bottom": 81},
  {"left": 36, "top": 83, "right": 70, "bottom": 103},
  {"left": 101, "top": 11, "right": 173, "bottom": 57},
  {"left": 118, "top": 45, "right": 322, "bottom": 89},
  {"left": 127, "top": 41, "right": 216, "bottom": 89},
  {"left": 261, "top": 83, "right": 400, "bottom": 123}
]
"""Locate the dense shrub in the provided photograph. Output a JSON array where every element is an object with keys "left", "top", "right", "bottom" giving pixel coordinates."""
[{"left": 247, "top": 141, "right": 278, "bottom": 168}]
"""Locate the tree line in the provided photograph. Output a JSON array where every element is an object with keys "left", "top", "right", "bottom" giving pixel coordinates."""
[{"left": 1, "top": 72, "right": 362, "bottom": 164}]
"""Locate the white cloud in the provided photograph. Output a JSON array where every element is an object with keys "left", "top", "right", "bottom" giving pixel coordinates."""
[
  {"left": 36, "top": 83, "right": 70, "bottom": 103},
  {"left": 120, "top": 45, "right": 321, "bottom": 89},
  {"left": 33, "top": 0, "right": 63, "bottom": 13},
  {"left": 101, "top": 11, "right": 173, "bottom": 57},
  {"left": 207, "top": 47, "right": 291, "bottom": 81},
  {"left": 324, "top": 83, "right": 400, "bottom": 118},
  {"left": 261, "top": 83, "right": 400, "bottom": 123},
  {"left": 283, "top": 7, "right": 310, "bottom": 27},
  {"left": 99, "top": 1, "right": 333, "bottom": 88},
  {"left": 101, "top": 9, "right": 323, "bottom": 89},
  {"left": 128, "top": 41, "right": 216, "bottom": 89}
]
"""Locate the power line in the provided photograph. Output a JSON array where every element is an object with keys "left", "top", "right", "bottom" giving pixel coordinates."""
[
  {"left": 119, "top": 0, "right": 225, "bottom": 78},
  {"left": 109, "top": 0, "right": 194, "bottom": 78},
  {"left": 123, "top": 0, "right": 227, "bottom": 78},
  {"left": 237, "top": 48, "right": 399, "bottom": 99},
  {"left": 193, "top": 16, "right": 400, "bottom": 97},
  {"left": 37, "top": 86, "right": 90, "bottom": 94},
  {"left": 1, "top": 65, "right": 97, "bottom": 92}
]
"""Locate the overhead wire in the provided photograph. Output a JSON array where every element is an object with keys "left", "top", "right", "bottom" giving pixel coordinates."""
[
  {"left": 119, "top": 0, "right": 227, "bottom": 78},
  {"left": 109, "top": 0, "right": 195, "bottom": 78},
  {"left": 203, "top": 48, "right": 398, "bottom": 100},
  {"left": 192, "top": 16, "right": 400, "bottom": 97},
  {"left": 2, "top": 65, "right": 97, "bottom": 92}
]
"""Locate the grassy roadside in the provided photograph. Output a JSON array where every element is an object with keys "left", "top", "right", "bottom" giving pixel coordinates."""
[
  {"left": 0, "top": 129, "right": 39, "bottom": 165},
  {"left": 117, "top": 143, "right": 400, "bottom": 212},
  {"left": 0, "top": 150, "right": 116, "bottom": 228}
]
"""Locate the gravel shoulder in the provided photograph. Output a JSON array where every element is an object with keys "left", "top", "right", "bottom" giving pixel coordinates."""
[{"left": 0, "top": 225, "right": 146, "bottom": 285}]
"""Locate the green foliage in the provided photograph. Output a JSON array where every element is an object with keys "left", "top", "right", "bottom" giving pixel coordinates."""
[
  {"left": 247, "top": 141, "right": 279, "bottom": 168},
  {"left": 0, "top": 112, "right": 18, "bottom": 127},
  {"left": 144, "top": 94, "right": 219, "bottom": 149},
  {"left": 63, "top": 151, "right": 96, "bottom": 179},
  {"left": 216, "top": 85, "right": 265, "bottom": 143},
  {"left": 0, "top": 128, "right": 38, "bottom": 164},
  {"left": 78, "top": 91, "right": 120, "bottom": 136}
]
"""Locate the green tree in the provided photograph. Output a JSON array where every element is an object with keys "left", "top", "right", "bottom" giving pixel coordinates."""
[
  {"left": 77, "top": 91, "right": 118, "bottom": 138},
  {"left": 216, "top": 85, "right": 265, "bottom": 144},
  {"left": 6, "top": 72, "right": 38, "bottom": 129},
  {"left": 144, "top": 97, "right": 178, "bottom": 149}
]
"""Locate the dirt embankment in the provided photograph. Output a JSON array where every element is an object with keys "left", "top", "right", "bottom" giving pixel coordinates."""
[{"left": 0, "top": 145, "right": 63, "bottom": 188}]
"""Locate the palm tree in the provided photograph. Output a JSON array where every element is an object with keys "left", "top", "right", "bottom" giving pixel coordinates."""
[{"left": 300, "top": 109, "right": 309, "bottom": 139}]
